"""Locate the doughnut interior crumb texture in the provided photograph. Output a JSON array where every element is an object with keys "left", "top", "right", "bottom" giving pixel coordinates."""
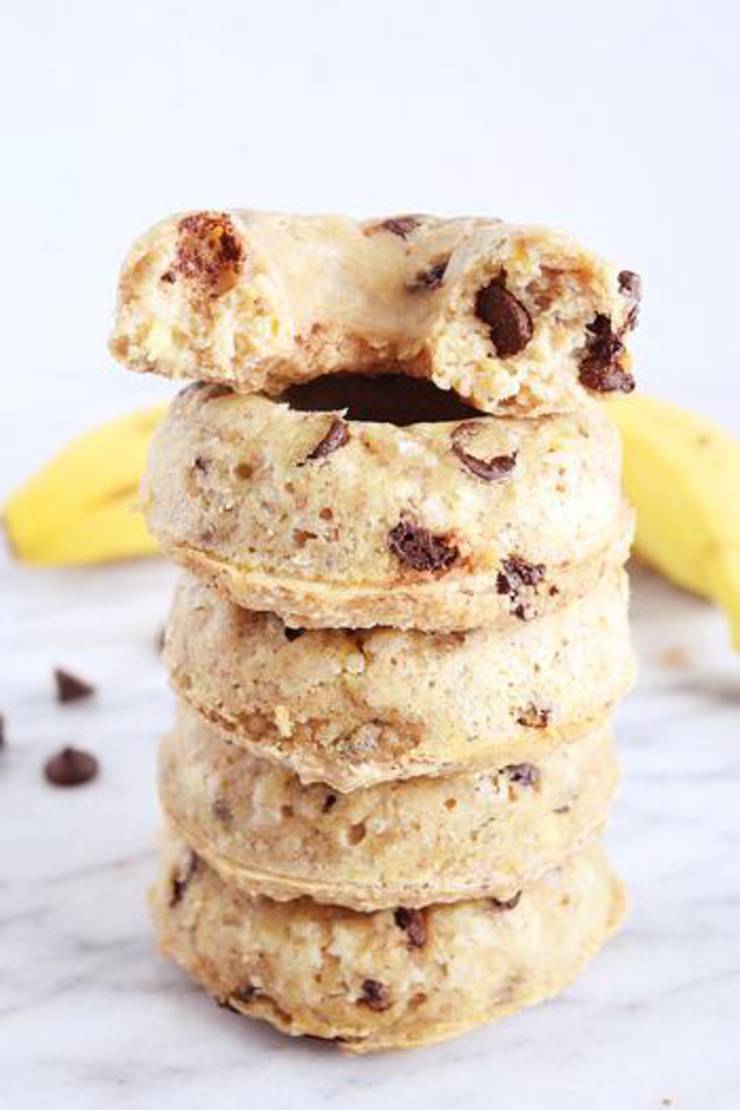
[{"left": 111, "top": 210, "right": 639, "bottom": 416}]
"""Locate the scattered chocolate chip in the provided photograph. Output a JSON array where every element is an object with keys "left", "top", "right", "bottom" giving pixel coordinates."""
[
  {"left": 451, "top": 424, "right": 517, "bottom": 483},
  {"left": 169, "top": 850, "right": 198, "bottom": 907},
  {"left": 160, "top": 270, "right": 176, "bottom": 284},
  {"left": 578, "top": 315, "right": 634, "bottom": 393},
  {"left": 374, "top": 216, "right": 421, "bottom": 239},
  {"left": 490, "top": 891, "right": 522, "bottom": 912},
  {"left": 54, "top": 668, "right": 95, "bottom": 704},
  {"left": 322, "top": 792, "right": 338, "bottom": 813},
  {"left": 394, "top": 907, "right": 427, "bottom": 948},
  {"left": 516, "top": 703, "right": 551, "bottom": 729},
  {"left": 548, "top": 584, "right": 560, "bottom": 597},
  {"left": 406, "top": 258, "right": 449, "bottom": 292},
  {"left": 475, "top": 275, "right": 533, "bottom": 357},
  {"left": 284, "top": 626, "right": 305, "bottom": 642},
  {"left": 503, "top": 763, "right": 541, "bottom": 788},
  {"left": 359, "top": 978, "right": 391, "bottom": 1011},
  {"left": 388, "top": 516, "right": 459, "bottom": 574},
  {"left": 173, "top": 212, "right": 243, "bottom": 293},
  {"left": 299, "top": 418, "right": 349, "bottom": 464},
  {"left": 193, "top": 455, "right": 209, "bottom": 472},
  {"left": 43, "top": 746, "right": 99, "bottom": 787},
  {"left": 496, "top": 555, "right": 546, "bottom": 620},
  {"left": 213, "top": 797, "right": 232, "bottom": 823}
]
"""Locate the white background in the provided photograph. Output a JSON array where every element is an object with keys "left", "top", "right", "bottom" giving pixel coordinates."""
[{"left": 1, "top": 0, "right": 739, "bottom": 496}]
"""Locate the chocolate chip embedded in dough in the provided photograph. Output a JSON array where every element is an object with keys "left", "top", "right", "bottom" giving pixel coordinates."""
[
  {"left": 43, "top": 746, "right": 99, "bottom": 787},
  {"left": 489, "top": 891, "right": 522, "bottom": 912},
  {"left": 54, "top": 668, "right": 95, "bottom": 704},
  {"left": 503, "top": 762, "right": 541, "bottom": 788},
  {"left": 374, "top": 215, "right": 422, "bottom": 239},
  {"left": 173, "top": 211, "right": 243, "bottom": 294},
  {"left": 322, "top": 792, "right": 338, "bottom": 813},
  {"left": 516, "top": 703, "right": 552, "bottom": 729},
  {"left": 475, "top": 276, "right": 533, "bottom": 357},
  {"left": 394, "top": 907, "right": 427, "bottom": 949},
  {"left": 406, "top": 258, "right": 449, "bottom": 292},
  {"left": 388, "top": 516, "right": 459, "bottom": 574},
  {"left": 451, "top": 424, "right": 517, "bottom": 483},
  {"left": 359, "top": 978, "right": 391, "bottom": 1011},
  {"left": 283, "top": 626, "right": 305, "bottom": 642},
  {"left": 496, "top": 554, "right": 546, "bottom": 619},
  {"left": 578, "top": 314, "right": 634, "bottom": 393},
  {"left": 299, "top": 418, "right": 350, "bottom": 464},
  {"left": 169, "top": 849, "right": 199, "bottom": 907}
]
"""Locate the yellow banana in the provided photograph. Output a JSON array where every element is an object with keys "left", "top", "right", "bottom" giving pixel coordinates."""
[
  {"left": 610, "top": 394, "right": 740, "bottom": 650},
  {"left": 3, "top": 405, "right": 167, "bottom": 566}
]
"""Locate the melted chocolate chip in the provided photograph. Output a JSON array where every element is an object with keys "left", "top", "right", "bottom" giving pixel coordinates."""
[
  {"left": 43, "top": 747, "right": 99, "bottom": 787},
  {"left": 284, "top": 626, "right": 305, "bottom": 642},
  {"left": 578, "top": 315, "right": 634, "bottom": 393},
  {"left": 406, "top": 258, "right": 448, "bottom": 292},
  {"left": 490, "top": 891, "right": 522, "bottom": 912},
  {"left": 359, "top": 978, "right": 391, "bottom": 1011},
  {"left": 173, "top": 212, "right": 243, "bottom": 293},
  {"left": 388, "top": 516, "right": 459, "bottom": 574},
  {"left": 394, "top": 907, "right": 427, "bottom": 948},
  {"left": 451, "top": 424, "right": 517, "bottom": 483},
  {"left": 54, "top": 668, "right": 95, "bottom": 704},
  {"left": 475, "top": 276, "right": 533, "bottom": 357},
  {"left": 516, "top": 703, "right": 551, "bottom": 729},
  {"left": 322, "top": 793, "right": 338, "bottom": 813},
  {"left": 503, "top": 763, "right": 541, "bottom": 788},
  {"left": 299, "top": 417, "right": 350, "bottom": 464},
  {"left": 169, "top": 850, "right": 198, "bottom": 907},
  {"left": 376, "top": 216, "right": 421, "bottom": 239},
  {"left": 496, "top": 555, "right": 546, "bottom": 620}
]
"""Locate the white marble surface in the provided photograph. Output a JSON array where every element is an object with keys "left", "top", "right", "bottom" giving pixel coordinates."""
[{"left": 1, "top": 552, "right": 738, "bottom": 1110}]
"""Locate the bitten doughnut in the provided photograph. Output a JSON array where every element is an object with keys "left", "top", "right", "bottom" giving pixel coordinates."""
[
  {"left": 144, "top": 379, "right": 633, "bottom": 631},
  {"left": 159, "top": 708, "right": 618, "bottom": 910},
  {"left": 151, "top": 830, "right": 626, "bottom": 1053},
  {"left": 110, "top": 209, "right": 640, "bottom": 417},
  {"left": 165, "top": 571, "right": 634, "bottom": 789}
]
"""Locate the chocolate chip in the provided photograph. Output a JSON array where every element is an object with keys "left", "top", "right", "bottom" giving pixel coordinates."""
[
  {"left": 394, "top": 907, "right": 427, "bottom": 949},
  {"left": 160, "top": 270, "right": 176, "bottom": 284},
  {"left": 388, "top": 516, "right": 459, "bottom": 574},
  {"left": 54, "top": 668, "right": 95, "bottom": 704},
  {"left": 284, "top": 626, "right": 305, "bottom": 642},
  {"left": 475, "top": 275, "right": 533, "bottom": 357},
  {"left": 496, "top": 555, "right": 546, "bottom": 620},
  {"left": 553, "top": 805, "right": 571, "bottom": 815},
  {"left": 359, "top": 978, "right": 391, "bottom": 1011},
  {"left": 578, "top": 315, "right": 634, "bottom": 393},
  {"left": 490, "top": 891, "right": 522, "bottom": 912},
  {"left": 213, "top": 797, "right": 232, "bottom": 823},
  {"left": 374, "top": 216, "right": 421, "bottom": 239},
  {"left": 503, "top": 763, "right": 541, "bottom": 788},
  {"left": 516, "top": 703, "right": 551, "bottom": 729},
  {"left": 174, "top": 212, "right": 243, "bottom": 293},
  {"left": 406, "top": 259, "right": 448, "bottom": 292},
  {"left": 451, "top": 424, "right": 517, "bottom": 483},
  {"left": 322, "top": 792, "right": 338, "bottom": 813},
  {"left": 169, "top": 850, "right": 198, "bottom": 907},
  {"left": 43, "top": 747, "right": 99, "bottom": 787},
  {"left": 193, "top": 455, "right": 209, "bottom": 472},
  {"left": 299, "top": 418, "right": 349, "bottom": 464}
]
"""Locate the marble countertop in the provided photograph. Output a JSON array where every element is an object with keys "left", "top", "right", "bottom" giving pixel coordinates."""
[{"left": 1, "top": 554, "right": 738, "bottom": 1110}]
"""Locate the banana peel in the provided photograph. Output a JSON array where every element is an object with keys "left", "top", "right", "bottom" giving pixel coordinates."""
[
  {"left": 610, "top": 393, "right": 740, "bottom": 650},
  {"left": 4, "top": 393, "right": 740, "bottom": 649},
  {"left": 3, "top": 405, "right": 166, "bottom": 566}
]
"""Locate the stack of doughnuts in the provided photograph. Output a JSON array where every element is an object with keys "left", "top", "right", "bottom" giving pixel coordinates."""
[{"left": 111, "top": 210, "right": 639, "bottom": 1053}]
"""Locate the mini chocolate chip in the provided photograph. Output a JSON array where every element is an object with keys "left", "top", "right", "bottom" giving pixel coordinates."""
[
  {"left": 490, "top": 891, "right": 522, "bottom": 912},
  {"left": 394, "top": 907, "right": 427, "bottom": 948},
  {"left": 451, "top": 424, "right": 517, "bottom": 483},
  {"left": 496, "top": 555, "right": 546, "bottom": 620},
  {"left": 54, "top": 668, "right": 95, "bottom": 704},
  {"left": 160, "top": 270, "right": 176, "bottom": 284},
  {"left": 322, "top": 793, "right": 338, "bottom": 813},
  {"left": 475, "top": 275, "right": 533, "bottom": 357},
  {"left": 193, "top": 455, "right": 209, "bottom": 472},
  {"left": 578, "top": 315, "right": 634, "bottom": 393},
  {"left": 388, "top": 516, "right": 459, "bottom": 574},
  {"left": 213, "top": 797, "right": 232, "bottom": 822},
  {"left": 169, "top": 850, "right": 198, "bottom": 907},
  {"left": 503, "top": 763, "right": 541, "bottom": 788},
  {"left": 406, "top": 258, "right": 449, "bottom": 292},
  {"left": 359, "top": 978, "right": 391, "bottom": 1011},
  {"left": 43, "top": 747, "right": 99, "bottom": 787},
  {"left": 284, "top": 626, "right": 305, "bottom": 642},
  {"left": 516, "top": 703, "right": 551, "bottom": 729},
  {"left": 299, "top": 418, "right": 349, "bottom": 464},
  {"left": 376, "top": 216, "right": 421, "bottom": 239}
]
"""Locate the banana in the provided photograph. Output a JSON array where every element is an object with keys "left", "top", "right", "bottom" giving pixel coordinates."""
[
  {"left": 3, "top": 405, "right": 167, "bottom": 566},
  {"left": 610, "top": 394, "right": 740, "bottom": 650}
]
